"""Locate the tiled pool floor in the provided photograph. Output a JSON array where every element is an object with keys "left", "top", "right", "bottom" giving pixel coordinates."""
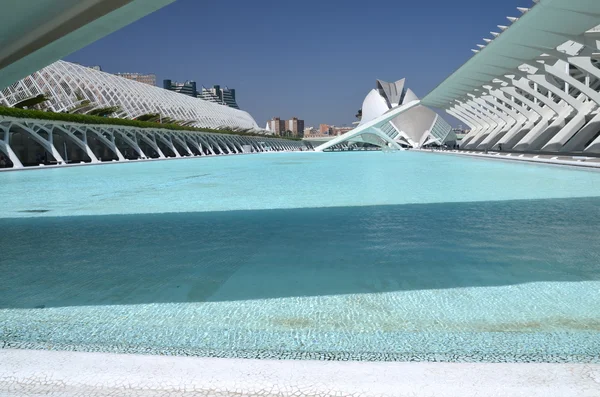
[{"left": 1, "top": 196, "right": 600, "bottom": 362}]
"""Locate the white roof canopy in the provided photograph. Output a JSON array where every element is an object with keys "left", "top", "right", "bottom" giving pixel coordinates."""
[{"left": 422, "top": 0, "right": 600, "bottom": 109}]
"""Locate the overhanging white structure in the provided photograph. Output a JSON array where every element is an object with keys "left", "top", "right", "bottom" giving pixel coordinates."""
[
  {"left": 421, "top": 0, "right": 600, "bottom": 154},
  {"left": 0, "top": 61, "right": 260, "bottom": 131},
  {"left": 0, "top": 0, "right": 175, "bottom": 91}
]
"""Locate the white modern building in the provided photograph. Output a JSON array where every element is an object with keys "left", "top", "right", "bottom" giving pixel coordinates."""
[
  {"left": 319, "top": 0, "right": 600, "bottom": 156},
  {"left": 0, "top": 61, "right": 310, "bottom": 168},
  {"left": 199, "top": 86, "right": 240, "bottom": 109},
  {"left": 421, "top": 0, "right": 600, "bottom": 154},
  {"left": 315, "top": 79, "right": 454, "bottom": 151},
  {"left": 0, "top": 60, "right": 260, "bottom": 131}
]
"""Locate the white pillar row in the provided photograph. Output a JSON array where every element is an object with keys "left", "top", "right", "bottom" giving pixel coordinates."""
[
  {"left": 207, "top": 136, "right": 225, "bottom": 154},
  {"left": 476, "top": 94, "right": 524, "bottom": 150},
  {"left": 13, "top": 122, "right": 65, "bottom": 164},
  {"left": 197, "top": 135, "right": 217, "bottom": 155},
  {"left": 456, "top": 100, "right": 497, "bottom": 142},
  {"left": 535, "top": 57, "right": 600, "bottom": 151},
  {"left": 471, "top": 96, "right": 515, "bottom": 150},
  {"left": 487, "top": 87, "right": 540, "bottom": 149},
  {"left": 469, "top": 97, "right": 509, "bottom": 144},
  {"left": 245, "top": 137, "right": 262, "bottom": 152},
  {"left": 210, "top": 135, "right": 230, "bottom": 154},
  {"left": 228, "top": 136, "right": 244, "bottom": 153},
  {"left": 458, "top": 101, "right": 501, "bottom": 148},
  {"left": 54, "top": 125, "right": 99, "bottom": 163},
  {"left": 0, "top": 123, "right": 24, "bottom": 168},
  {"left": 509, "top": 76, "right": 569, "bottom": 151},
  {"left": 218, "top": 136, "right": 235, "bottom": 153},
  {"left": 446, "top": 108, "right": 477, "bottom": 146},
  {"left": 451, "top": 106, "right": 488, "bottom": 147},
  {"left": 183, "top": 134, "right": 206, "bottom": 156},
  {"left": 447, "top": 106, "right": 485, "bottom": 147},
  {"left": 137, "top": 131, "right": 166, "bottom": 159},
  {"left": 113, "top": 128, "right": 146, "bottom": 159},
  {"left": 154, "top": 130, "right": 181, "bottom": 158},
  {"left": 526, "top": 72, "right": 594, "bottom": 152},
  {"left": 87, "top": 128, "right": 126, "bottom": 161},
  {"left": 171, "top": 132, "right": 194, "bottom": 156},
  {"left": 496, "top": 84, "right": 552, "bottom": 150}
]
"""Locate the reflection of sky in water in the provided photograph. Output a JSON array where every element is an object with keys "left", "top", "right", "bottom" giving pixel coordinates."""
[{"left": 1, "top": 152, "right": 600, "bottom": 362}]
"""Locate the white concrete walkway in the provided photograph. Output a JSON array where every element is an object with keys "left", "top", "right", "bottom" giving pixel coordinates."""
[
  {"left": 420, "top": 149, "right": 600, "bottom": 170},
  {"left": 0, "top": 349, "right": 599, "bottom": 396}
]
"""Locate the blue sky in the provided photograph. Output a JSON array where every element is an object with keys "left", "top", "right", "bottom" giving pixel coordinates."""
[{"left": 66, "top": 0, "right": 528, "bottom": 128}]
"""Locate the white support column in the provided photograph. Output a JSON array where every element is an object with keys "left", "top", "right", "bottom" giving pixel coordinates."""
[
  {"left": 496, "top": 85, "right": 552, "bottom": 149},
  {"left": 207, "top": 136, "right": 224, "bottom": 154},
  {"left": 487, "top": 87, "right": 539, "bottom": 149},
  {"left": 455, "top": 102, "right": 496, "bottom": 147},
  {"left": 535, "top": 59, "right": 599, "bottom": 151},
  {"left": 138, "top": 131, "right": 166, "bottom": 159},
  {"left": 54, "top": 125, "right": 99, "bottom": 163},
  {"left": 447, "top": 107, "right": 484, "bottom": 147},
  {"left": 0, "top": 123, "right": 24, "bottom": 168},
  {"left": 197, "top": 135, "right": 217, "bottom": 155},
  {"left": 88, "top": 127, "right": 126, "bottom": 161},
  {"left": 476, "top": 95, "right": 524, "bottom": 149},
  {"left": 214, "top": 135, "right": 235, "bottom": 154},
  {"left": 227, "top": 136, "right": 243, "bottom": 153},
  {"left": 171, "top": 132, "right": 193, "bottom": 156},
  {"left": 461, "top": 101, "right": 502, "bottom": 148},
  {"left": 113, "top": 128, "right": 146, "bottom": 159},
  {"left": 14, "top": 122, "right": 64, "bottom": 164},
  {"left": 183, "top": 134, "right": 205, "bottom": 156},
  {"left": 472, "top": 96, "right": 515, "bottom": 149},
  {"left": 510, "top": 77, "right": 569, "bottom": 151},
  {"left": 526, "top": 73, "right": 593, "bottom": 152},
  {"left": 155, "top": 130, "right": 181, "bottom": 158}
]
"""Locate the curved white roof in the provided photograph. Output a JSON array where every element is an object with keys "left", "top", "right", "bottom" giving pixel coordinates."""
[
  {"left": 422, "top": 0, "right": 600, "bottom": 109},
  {"left": 0, "top": 61, "right": 260, "bottom": 131}
]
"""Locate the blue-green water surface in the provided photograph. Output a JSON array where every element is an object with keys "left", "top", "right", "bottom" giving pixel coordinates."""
[{"left": 1, "top": 152, "right": 599, "bottom": 362}]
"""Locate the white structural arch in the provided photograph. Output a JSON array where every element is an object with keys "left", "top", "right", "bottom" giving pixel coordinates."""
[
  {"left": 421, "top": 0, "right": 600, "bottom": 154},
  {"left": 0, "top": 117, "right": 307, "bottom": 169},
  {"left": 0, "top": 61, "right": 261, "bottom": 131}
]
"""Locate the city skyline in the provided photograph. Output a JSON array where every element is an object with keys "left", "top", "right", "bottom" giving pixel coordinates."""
[{"left": 64, "top": 0, "right": 526, "bottom": 127}]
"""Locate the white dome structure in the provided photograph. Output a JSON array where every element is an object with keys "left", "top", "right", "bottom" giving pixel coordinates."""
[{"left": 316, "top": 79, "right": 455, "bottom": 151}]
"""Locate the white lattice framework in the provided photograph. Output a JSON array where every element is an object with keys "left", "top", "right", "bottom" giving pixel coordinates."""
[
  {"left": 0, "top": 61, "right": 260, "bottom": 131},
  {"left": 421, "top": 0, "right": 600, "bottom": 154}
]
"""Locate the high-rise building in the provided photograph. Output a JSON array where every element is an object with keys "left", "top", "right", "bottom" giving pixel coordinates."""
[
  {"left": 199, "top": 85, "right": 240, "bottom": 109},
  {"left": 285, "top": 117, "right": 305, "bottom": 137},
  {"left": 163, "top": 79, "right": 197, "bottom": 97},
  {"left": 267, "top": 117, "right": 286, "bottom": 135},
  {"left": 115, "top": 72, "right": 156, "bottom": 86}
]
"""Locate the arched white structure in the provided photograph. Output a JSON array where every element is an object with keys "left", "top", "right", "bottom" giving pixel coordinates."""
[
  {"left": 0, "top": 117, "right": 307, "bottom": 169},
  {"left": 0, "top": 61, "right": 261, "bottom": 131},
  {"left": 421, "top": 0, "right": 600, "bottom": 154},
  {"left": 316, "top": 79, "right": 454, "bottom": 152},
  {"left": 0, "top": 0, "right": 175, "bottom": 91}
]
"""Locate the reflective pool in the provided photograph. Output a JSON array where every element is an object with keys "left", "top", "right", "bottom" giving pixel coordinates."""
[{"left": 1, "top": 152, "right": 599, "bottom": 362}]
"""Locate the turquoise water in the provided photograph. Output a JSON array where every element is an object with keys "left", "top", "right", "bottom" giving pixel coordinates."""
[{"left": 1, "top": 151, "right": 600, "bottom": 362}]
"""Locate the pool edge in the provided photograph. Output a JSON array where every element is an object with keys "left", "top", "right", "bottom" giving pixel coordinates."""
[{"left": 1, "top": 349, "right": 598, "bottom": 397}]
